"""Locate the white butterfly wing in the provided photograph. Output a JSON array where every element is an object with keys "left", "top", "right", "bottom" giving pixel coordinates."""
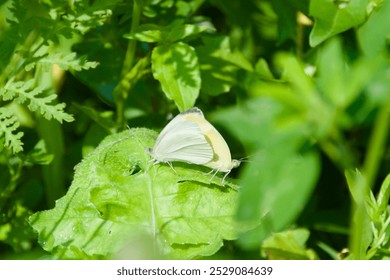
[{"left": 151, "top": 110, "right": 213, "bottom": 164}]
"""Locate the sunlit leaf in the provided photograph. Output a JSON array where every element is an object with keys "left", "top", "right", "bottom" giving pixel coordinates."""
[
  {"left": 29, "top": 129, "right": 238, "bottom": 259},
  {"left": 152, "top": 42, "right": 201, "bottom": 111},
  {"left": 309, "top": 0, "right": 368, "bottom": 47},
  {"left": 261, "top": 228, "right": 318, "bottom": 260}
]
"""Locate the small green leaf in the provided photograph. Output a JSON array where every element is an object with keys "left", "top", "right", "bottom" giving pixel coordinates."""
[
  {"left": 254, "top": 58, "right": 274, "bottom": 80},
  {"left": 345, "top": 169, "right": 366, "bottom": 203},
  {"left": 377, "top": 173, "right": 390, "bottom": 215},
  {"left": 309, "top": 0, "right": 368, "bottom": 47},
  {"left": 124, "top": 24, "right": 164, "bottom": 43},
  {"left": 261, "top": 228, "right": 318, "bottom": 260},
  {"left": 196, "top": 36, "right": 253, "bottom": 96},
  {"left": 24, "top": 139, "right": 53, "bottom": 166},
  {"left": 152, "top": 42, "right": 201, "bottom": 111},
  {"left": 29, "top": 128, "right": 238, "bottom": 259},
  {"left": 0, "top": 107, "right": 24, "bottom": 153},
  {"left": 316, "top": 38, "right": 348, "bottom": 107}
]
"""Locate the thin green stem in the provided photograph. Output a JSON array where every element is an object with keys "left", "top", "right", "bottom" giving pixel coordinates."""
[
  {"left": 350, "top": 96, "right": 390, "bottom": 259},
  {"left": 0, "top": 31, "right": 40, "bottom": 85},
  {"left": 363, "top": 100, "right": 390, "bottom": 188},
  {"left": 114, "top": 0, "right": 143, "bottom": 129},
  {"left": 121, "top": 0, "right": 142, "bottom": 77}
]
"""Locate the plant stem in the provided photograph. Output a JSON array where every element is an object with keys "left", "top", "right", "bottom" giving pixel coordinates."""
[
  {"left": 122, "top": 0, "right": 142, "bottom": 77},
  {"left": 0, "top": 31, "right": 39, "bottom": 85},
  {"left": 114, "top": 0, "right": 143, "bottom": 129},
  {"left": 363, "top": 100, "right": 390, "bottom": 188},
  {"left": 350, "top": 96, "right": 390, "bottom": 259}
]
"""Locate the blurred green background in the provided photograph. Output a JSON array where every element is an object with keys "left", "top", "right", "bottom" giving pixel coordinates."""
[{"left": 1, "top": 0, "right": 390, "bottom": 260}]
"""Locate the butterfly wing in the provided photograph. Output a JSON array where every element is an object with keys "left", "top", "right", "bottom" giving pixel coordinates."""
[
  {"left": 184, "top": 112, "right": 234, "bottom": 172},
  {"left": 151, "top": 110, "right": 213, "bottom": 164}
]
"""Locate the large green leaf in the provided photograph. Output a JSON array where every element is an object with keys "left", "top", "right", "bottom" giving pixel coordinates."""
[
  {"left": 236, "top": 128, "right": 319, "bottom": 249},
  {"left": 358, "top": 0, "right": 390, "bottom": 57},
  {"left": 309, "top": 0, "right": 368, "bottom": 47},
  {"left": 29, "top": 128, "right": 238, "bottom": 259},
  {"left": 151, "top": 42, "right": 201, "bottom": 112}
]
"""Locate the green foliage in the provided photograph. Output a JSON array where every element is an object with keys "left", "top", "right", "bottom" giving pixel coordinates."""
[
  {"left": 1, "top": 0, "right": 390, "bottom": 260},
  {"left": 29, "top": 129, "right": 238, "bottom": 259},
  {"left": 261, "top": 228, "right": 317, "bottom": 260},
  {"left": 309, "top": 0, "right": 368, "bottom": 47},
  {"left": 0, "top": 107, "right": 23, "bottom": 153},
  {"left": 1, "top": 78, "right": 74, "bottom": 123},
  {"left": 151, "top": 42, "right": 201, "bottom": 112}
]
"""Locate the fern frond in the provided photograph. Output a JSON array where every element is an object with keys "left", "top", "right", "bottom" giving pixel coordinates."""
[
  {"left": 0, "top": 79, "right": 74, "bottom": 123},
  {"left": 25, "top": 53, "right": 99, "bottom": 72},
  {"left": 0, "top": 107, "right": 24, "bottom": 153}
]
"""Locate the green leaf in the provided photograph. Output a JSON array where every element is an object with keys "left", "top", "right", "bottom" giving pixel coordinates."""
[
  {"left": 270, "top": 0, "right": 301, "bottom": 42},
  {"left": 309, "top": 0, "right": 368, "bottom": 47},
  {"left": 358, "top": 0, "right": 390, "bottom": 57},
  {"left": 377, "top": 173, "right": 390, "bottom": 215},
  {"left": 316, "top": 38, "right": 347, "bottom": 107},
  {"left": 0, "top": 107, "right": 24, "bottom": 153},
  {"left": 29, "top": 128, "right": 238, "bottom": 259},
  {"left": 124, "top": 24, "right": 164, "bottom": 43},
  {"left": 26, "top": 53, "right": 99, "bottom": 72},
  {"left": 125, "top": 22, "right": 215, "bottom": 43},
  {"left": 0, "top": 202, "right": 34, "bottom": 252},
  {"left": 0, "top": 79, "right": 74, "bottom": 123},
  {"left": 210, "top": 100, "right": 320, "bottom": 249},
  {"left": 345, "top": 169, "right": 373, "bottom": 259},
  {"left": 254, "top": 58, "right": 275, "bottom": 80},
  {"left": 196, "top": 36, "right": 253, "bottom": 96},
  {"left": 24, "top": 139, "right": 53, "bottom": 166},
  {"left": 261, "top": 228, "right": 318, "bottom": 260},
  {"left": 209, "top": 98, "right": 285, "bottom": 151},
  {"left": 151, "top": 42, "right": 201, "bottom": 111},
  {"left": 72, "top": 103, "right": 116, "bottom": 133},
  {"left": 236, "top": 129, "right": 319, "bottom": 249}
]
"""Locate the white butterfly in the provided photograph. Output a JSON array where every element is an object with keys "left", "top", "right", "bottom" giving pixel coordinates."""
[{"left": 147, "top": 107, "right": 240, "bottom": 181}]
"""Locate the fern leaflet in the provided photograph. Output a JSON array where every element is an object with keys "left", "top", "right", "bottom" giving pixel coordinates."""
[
  {"left": 0, "top": 78, "right": 74, "bottom": 123},
  {"left": 0, "top": 107, "right": 23, "bottom": 154}
]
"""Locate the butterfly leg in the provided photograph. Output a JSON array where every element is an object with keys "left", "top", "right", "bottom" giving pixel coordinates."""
[
  {"left": 221, "top": 170, "right": 231, "bottom": 185},
  {"left": 166, "top": 161, "right": 177, "bottom": 174},
  {"left": 209, "top": 169, "right": 220, "bottom": 182}
]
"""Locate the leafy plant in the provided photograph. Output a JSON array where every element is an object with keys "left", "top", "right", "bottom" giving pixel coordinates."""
[
  {"left": 1, "top": 0, "right": 390, "bottom": 260},
  {"left": 29, "top": 128, "right": 238, "bottom": 259}
]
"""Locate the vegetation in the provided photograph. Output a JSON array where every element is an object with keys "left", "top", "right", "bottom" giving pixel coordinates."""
[{"left": 1, "top": 0, "right": 390, "bottom": 260}]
